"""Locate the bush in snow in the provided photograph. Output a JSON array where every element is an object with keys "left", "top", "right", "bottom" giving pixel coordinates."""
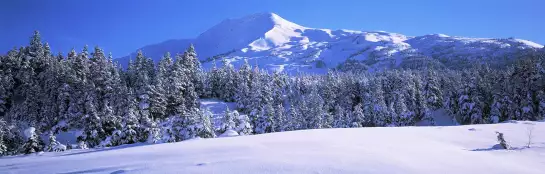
[
  {"left": 52, "top": 144, "right": 67, "bottom": 152},
  {"left": 77, "top": 141, "right": 88, "bottom": 150},
  {"left": 495, "top": 131, "right": 509, "bottom": 149}
]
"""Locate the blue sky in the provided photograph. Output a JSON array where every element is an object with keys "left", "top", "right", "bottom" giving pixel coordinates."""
[{"left": 1, "top": 0, "right": 543, "bottom": 57}]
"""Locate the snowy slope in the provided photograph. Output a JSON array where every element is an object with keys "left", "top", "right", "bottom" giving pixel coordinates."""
[
  {"left": 117, "top": 13, "right": 544, "bottom": 73},
  {"left": 2, "top": 121, "right": 544, "bottom": 174}
]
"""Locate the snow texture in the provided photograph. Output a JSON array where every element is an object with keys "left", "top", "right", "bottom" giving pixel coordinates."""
[
  {"left": 23, "top": 127, "right": 36, "bottom": 139},
  {"left": 2, "top": 121, "right": 544, "bottom": 174},
  {"left": 219, "top": 129, "right": 239, "bottom": 137}
]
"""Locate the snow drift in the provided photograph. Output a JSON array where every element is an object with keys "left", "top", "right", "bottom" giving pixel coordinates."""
[{"left": 2, "top": 121, "right": 544, "bottom": 174}]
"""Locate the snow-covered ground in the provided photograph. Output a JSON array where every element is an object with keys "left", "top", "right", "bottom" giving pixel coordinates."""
[
  {"left": 2, "top": 121, "right": 544, "bottom": 174},
  {"left": 199, "top": 98, "right": 237, "bottom": 127}
]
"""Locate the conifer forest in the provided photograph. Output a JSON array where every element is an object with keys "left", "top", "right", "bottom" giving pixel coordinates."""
[{"left": 1, "top": 31, "right": 544, "bottom": 156}]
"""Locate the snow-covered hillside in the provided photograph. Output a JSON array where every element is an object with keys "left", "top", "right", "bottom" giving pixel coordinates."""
[
  {"left": 2, "top": 121, "right": 544, "bottom": 174},
  {"left": 117, "top": 13, "right": 544, "bottom": 73}
]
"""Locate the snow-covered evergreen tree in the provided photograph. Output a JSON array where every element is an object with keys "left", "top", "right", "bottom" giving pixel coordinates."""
[
  {"left": 235, "top": 59, "right": 252, "bottom": 112},
  {"left": 149, "top": 52, "right": 171, "bottom": 120},
  {"left": 0, "top": 119, "right": 7, "bottom": 156},
  {"left": 121, "top": 91, "right": 140, "bottom": 144},
  {"left": 351, "top": 103, "right": 365, "bottom": 128},
  {"left": 273, "top": 104, "right": 287, "bottom": 132},
  {"left": 45, "top": 132, "right": 61, "bottom": 152},
  {"left": 235, "top": 111, "right": 253, "bottom": 135},
  {"left": 22, "top": 127, "right": 41, "bottom": 154},
  {"left": 220, "top": 108, "right": 236, "bottom": 133},
  {"left": 423, "top": 70, "right": 443, "bottom": 109},
  {"left": 198, "top": 108, "right": 216, "bottom": 138}
]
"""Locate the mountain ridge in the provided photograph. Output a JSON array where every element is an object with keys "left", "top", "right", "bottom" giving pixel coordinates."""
[{"left": 117, "top": 12, "right": 543, "bottom": 73}]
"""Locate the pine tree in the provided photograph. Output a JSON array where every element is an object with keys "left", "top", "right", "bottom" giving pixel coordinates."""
[
  {"left": 423, "top": 70, "right": 443, "bottom": 109},
  {"left": 235, "top": 59, "right": 252, "bottom": 112},
  {"left": 235, "top": 111, "right": 253, "bottom": 135},
  {"left": 351, "top": 103, "right": 365, "bottom": 127},
  {"left": 81, "top": 91, "right": 104, "bottom": 147},
  {"left": 45, "top": 132, "right": 60, "bottom": 152},
  {"left": 0, "top": 66, "right": 14, "bottom": 118},
  {"left": 198, "top": 108, "right": 216, "bottom": 138},
  {"left": 219, "top": 59, "right": 237, "bottom": 101},
  {"left": 182, "top": 45, "right": 205, "bottom": 98},
  {"left": 0, "top": 119, "right": 7, "bottom": 156},
  {"left": 167, "top": 53, "right": 187, "bottom": 117},
  {"left": 304, "top": 88, "right": 325, "bottom": 129},
  {"left": 149, "top": 52, "right": 171, "bottom": 120},
  {"left": 22, "top": 127, "right": 42, "bottom": 154},
  {"left": 220, "top": 108, "right": 236, "bottom": 133},
  {"left": 147, "top": 119, "right": 162, "bottom": 143},
  {"left": 413, "top": 75, "right": 433, "bottom": 125},
  {"left": 121, "top": 91, "right": 140, "bottom": 144},
  {"left": 273, "top": 104, "right": 287, "bottom": 132},
  {"left": 180, "top": 108, "right": 201, "bottom": 140},
  {"left": 255, "top": 104, "right": 274, "bottom": 134},
  {"left": 287, "top": 103, "right": 303, "bottom": 130},
  {"left": 332, "top": 105, "right": 347, "bottom": 128}
]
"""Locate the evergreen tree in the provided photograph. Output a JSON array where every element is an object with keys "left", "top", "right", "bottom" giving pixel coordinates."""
[
  {"left": 198, "top": 109, "right": 216, "bottom": 138},
  {"left": 273, "top": 104, "right": 287, "bottom": 132},
  {"left": 21, "top": 127, "right": 41, "bottom": 154},
  {"left": 166, "top": 53, "right": 188, "bottom": 117},
  {"left": 0, "top": 119, "right": 7, "bottom": 156},
  {"left": 45, "top": 132, "right": 61, "bottom": 152},
  {"left": 121, "top": 91, "right": 140, "bottom": 144},
  {"left": 235, "top": 111, "right": 253, "bottom": 135},
  {"left": 303, "top": 88, "right": 325, "bottom": 129},
  {"left": 149, "top": 52, "right": 171, "bottom": 120},
  {"left": 235, "top": 59, "right": 252, "bottom": 112},
  {"left": 351, "top": 103, "right": 365, "bottom": 127},
  {"left": 255, "top": 103, "right": 275, "bottom": 134},
  {"left": 147, "top": 119, "right": 162, "bottom": 143},
  {"left": 423, "top": 70, "right": 443, "bottom": 109},
  {"left": 287, "top": 103, "right": 303, "bottom": 130},
  {"left": 332, "top": 105, "right": 347, "bottom": 128},
  {"left": 220, "top": 108, "right": 236, "bottom": 133}
]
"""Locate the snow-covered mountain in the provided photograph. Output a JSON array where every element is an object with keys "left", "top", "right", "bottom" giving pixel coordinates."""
[{"left": 117, "top": 13, "right": 544, "bottom": 73}]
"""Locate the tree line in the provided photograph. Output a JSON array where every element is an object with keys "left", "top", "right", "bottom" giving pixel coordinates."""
[{"left": 0, "top": 31, "right": 544, "bottom": 156}]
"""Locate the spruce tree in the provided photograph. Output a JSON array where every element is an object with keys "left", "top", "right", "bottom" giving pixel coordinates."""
[
  {"left": 351, "top": 103, "right": 365, "bottom": 128},
  {"left": 45, "top": 132, "right": 61, "bottom": 152},
  {"left": 0, "top": 119, "right": 7, "bottom": 156},
  {"left": 220, "top": 108, "right": 236, "bottom": 133},
  {"left": 235, "top": 111, "right": 253, "bottom": 135},
  {"left": 22, "top": 127, "right": 42, "bottom": 154},
  {"left": 149, "top": 52, "right": 171, "bottom": 120},
  {"left": 198, "top": 108, "right": 216, "bottom": 138},
  {"left": 273, "top": 104, "right": 287, "bottom": 132}
]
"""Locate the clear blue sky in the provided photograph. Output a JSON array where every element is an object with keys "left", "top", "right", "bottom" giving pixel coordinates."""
[{"left": 1, "top": 0, "right": 543, "bottom": 57}]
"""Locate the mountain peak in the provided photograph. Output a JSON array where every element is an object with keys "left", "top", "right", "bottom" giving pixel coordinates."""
[
  {"left": 234, "top": 12, "right": 304, "bottom": 29},
  {"left": 193, "top": 12, "right": 305, "bottom": 57}
]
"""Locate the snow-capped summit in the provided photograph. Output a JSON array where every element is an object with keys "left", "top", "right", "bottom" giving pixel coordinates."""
[
  {"left": 195, "top": 12, "right": 306, "bottom": 55},
  {"left": 117, "top": 13, "right": 544, "bottom": 73}
]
